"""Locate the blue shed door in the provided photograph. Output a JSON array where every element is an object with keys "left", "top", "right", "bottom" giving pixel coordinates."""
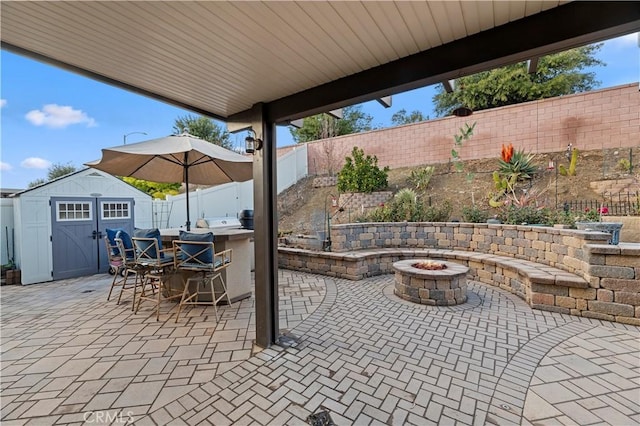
[{"left": 51, "top": 197, "right": 134, "bottom": 280}]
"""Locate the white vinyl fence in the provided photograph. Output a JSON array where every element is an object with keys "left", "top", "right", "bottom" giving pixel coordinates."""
[
  {"left": 155, "top": 143, "right": 308, "bottom": 228},
  {"left": 277, "top": 144, "right": 308, "bottom": 193}
]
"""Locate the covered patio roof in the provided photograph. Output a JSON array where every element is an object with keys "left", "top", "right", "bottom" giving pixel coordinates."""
[
  {"left": 3, "top": 1, "right": 640, "bottom": 347},
  {"left": 2, "top": 2, "right": 639, "bottom": 124}
]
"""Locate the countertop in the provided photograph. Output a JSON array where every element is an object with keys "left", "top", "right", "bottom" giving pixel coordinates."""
[{"left": 160, "top": 227, "right": 254, "bottom": 241}]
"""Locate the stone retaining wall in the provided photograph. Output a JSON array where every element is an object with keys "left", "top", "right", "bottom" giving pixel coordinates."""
[
  {"left": 312, "top": 176, "right": 338, "bottom": 188},
  {"left": 338, "top": 191, "right": 393, "bottom": 210},
  {"left": 330, "top": 222, "right": 611, "bottom": 277},
  {"left": 278, "top": 222, "right": 640, "bottom": 325}
]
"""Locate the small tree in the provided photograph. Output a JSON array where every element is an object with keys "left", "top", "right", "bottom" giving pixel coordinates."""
[
  {"left": 28, "top": 162, "right": 77, "bottom": 187},
  {"left": 433, "top": 44, "right": 604, "bottom": 116},
  {"left": 321, "top": 142, "right": 351, "bottom": 177},
  {"left": 48, "top": 162, "right": 77, "bottom": 180},
  {"left": 451, "top": 122, "right": 476, "bottom": 181},
  {"left": 27, "top": 178, "right": 46, "bottom": 188},
  {"left": 337, "top": 147, "right": 389, "bottom": 193},
  {"left": 391, "top": 109, "right": 428, "bottom": 126},
  {"left": 173, "top": 114, "right": 232, "bottom": 150},
  {"left": 290, "top": 105, "right": 374, "bottom": 143}
]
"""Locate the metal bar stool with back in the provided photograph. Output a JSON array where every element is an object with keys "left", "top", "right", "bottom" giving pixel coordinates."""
[
  {"left": 132, "top": 230, "right": 180, "bottom": 321},
  {"left": 172, "top": 231, "right": 232, "bottom": 323},
  {"left": 114, "top": 232, "right": 148, "bottom": 310}
]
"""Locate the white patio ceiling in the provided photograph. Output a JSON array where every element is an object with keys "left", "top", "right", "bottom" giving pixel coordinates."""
[{"left": 2, "top": 1, "right": 639, "bottom": 124}]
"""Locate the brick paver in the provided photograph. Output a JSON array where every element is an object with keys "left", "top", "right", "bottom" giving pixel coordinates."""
[{"left": 1, "top": 270, "right": 638, "bottom": 425}]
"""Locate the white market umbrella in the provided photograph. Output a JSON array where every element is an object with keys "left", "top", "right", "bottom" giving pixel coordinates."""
[{"left": 87, "top": 132, "right": 252, "bottom": 230}]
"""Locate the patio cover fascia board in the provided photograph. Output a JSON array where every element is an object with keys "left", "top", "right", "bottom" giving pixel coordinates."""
[{"left": 262, "top": 1, "right": 640, "bottom": 124}]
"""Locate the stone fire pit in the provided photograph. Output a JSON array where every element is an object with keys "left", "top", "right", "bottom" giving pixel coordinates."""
[{"left": 393, "top": 259, "right": 468, "bottom": 306}]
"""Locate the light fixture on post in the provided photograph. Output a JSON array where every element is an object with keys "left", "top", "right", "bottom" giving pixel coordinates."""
[
  {"left": 244, "top": 130, "right": 262, "bottom": 154},
  {"left": 451, "top": 80, "right": 472, "bottom": 117},
  {"left": 452, "top": 106, "right": 473, "bottom": 117},
  {"left": 123, "top": 131, "right": 147, "bottom": 145}
]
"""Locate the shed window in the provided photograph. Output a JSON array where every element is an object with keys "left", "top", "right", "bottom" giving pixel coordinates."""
[
  {"left": 57, "top": 202, "right": 92, "bottom": 221},
  {"left": 102, "top": 202, "right": 131, "bottom": 219}
]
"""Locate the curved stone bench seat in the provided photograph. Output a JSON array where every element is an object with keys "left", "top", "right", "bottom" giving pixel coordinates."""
[{"left": 278, "top": 247, "right": 609, "bottom": 320}]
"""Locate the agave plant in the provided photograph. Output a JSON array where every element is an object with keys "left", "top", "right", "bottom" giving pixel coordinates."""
[{"left": 497, "top": 148, "right": 537, "bottom": 181}]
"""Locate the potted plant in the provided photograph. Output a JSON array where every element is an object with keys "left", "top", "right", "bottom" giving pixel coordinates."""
[{"left": 575, "top": 205, "right": 623, "bottom": 245}]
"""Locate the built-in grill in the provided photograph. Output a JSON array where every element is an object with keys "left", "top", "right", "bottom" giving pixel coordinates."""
[{"left": 198, "top": 217, "right": 242, "bottom": 231}]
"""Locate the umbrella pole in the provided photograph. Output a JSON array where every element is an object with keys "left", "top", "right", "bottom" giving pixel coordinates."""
[{"left": 185, "top": 158, "right": 191, "bottom": 231}]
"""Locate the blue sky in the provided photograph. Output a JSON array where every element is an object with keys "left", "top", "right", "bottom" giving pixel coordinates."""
[{"left": 1, "top": 33, "right": 637, "bottom": 189}]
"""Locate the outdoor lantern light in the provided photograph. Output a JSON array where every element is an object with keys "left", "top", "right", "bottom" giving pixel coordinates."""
[
  {"left": 452, "top": 106, "right": 473, "bottom": 117},
  {"left": 245, "top": 131, "right": 262, "bottom": 154}
]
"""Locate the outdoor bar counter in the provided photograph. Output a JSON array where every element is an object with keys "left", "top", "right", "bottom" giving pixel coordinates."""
[{"left": 160, "top": 228, "right": 254, "bottom": 303}]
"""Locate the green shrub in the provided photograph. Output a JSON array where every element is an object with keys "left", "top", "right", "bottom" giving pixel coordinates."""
[
  {"left": 360, "top": 191, "right": 451, "bottom": 223},
  {"left": 408, "top": 166, "right": 435, "bottom": 191},
  {"left": 337, "top": 147, "right": 389, "bottom": 193},
  {"left": 358, "top": 207, "right": 389, "bottom": 222},
  {"left": 546, "top": 209, "right": 576, "bottom": 226},
  {"left": 498, "top": 205, "right": 549, "bottom": 225},
  {"left": 422, "top": 201, "right": 452, "bottom": 222},
  {"left": 388, "top": 188, "right": 421, "bottom": 222},
  {"left": 617, "top": 158, "right": 632, "bottom": 173},
  {"left": 462, "top": 205, "right": 489, "bottom": 223}
]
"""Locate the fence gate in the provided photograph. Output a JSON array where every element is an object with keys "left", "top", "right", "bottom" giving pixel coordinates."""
[{"left": 51, "top": 197, "right": 134, "bottom": 280}]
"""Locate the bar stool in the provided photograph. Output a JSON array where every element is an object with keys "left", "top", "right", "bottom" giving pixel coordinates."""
[
  {"left": 172, "top": 234, "right": 232, "bottom": 323},
  {"left": 113, "top": 233, "right": 145, "bottom": 310},
  {"left": 133, "top": 236, "right": 180, "bottom": 321},
  {"left": 104, "top": 236, "right": 125, "bottom": 301}
]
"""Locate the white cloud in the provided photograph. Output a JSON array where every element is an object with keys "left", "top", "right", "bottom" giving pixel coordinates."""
[
  {"left": 21, "top": 157, "right": 52, "bottom": 169},
  {"left": 606, "top": 33, "right": 638, "bottom": 49},
  {"left": 0, "top": 162, "right": 12, "bottom": 171},
  {"left": 0, "top": 99, "right": 6, "bottom": 108},
  {"left": 25, "top": 104, "right": 97, "bottom": 129}
]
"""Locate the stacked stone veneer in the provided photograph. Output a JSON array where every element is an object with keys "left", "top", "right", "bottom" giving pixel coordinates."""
[
  {"left": 338, "top": 191, "right": 393, "bottom": 210},
  {"left": 312, "top": 176, "right": 338, "bottom": 188},
  {"left": 393, "top": 259, "right": 468, "bottom": 306},
  {"left": 278, "top": 222, "right": 640, "bottom": 325}
]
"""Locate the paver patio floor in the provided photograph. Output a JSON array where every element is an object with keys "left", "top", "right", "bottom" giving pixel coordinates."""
[{"left": 1, "top": 270, "right": 638, "bottom": 425}]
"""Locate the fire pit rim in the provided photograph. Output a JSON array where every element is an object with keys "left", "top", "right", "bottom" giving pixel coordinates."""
[{"left": 392, "top": 259, "right": 469, "bottom": 278}]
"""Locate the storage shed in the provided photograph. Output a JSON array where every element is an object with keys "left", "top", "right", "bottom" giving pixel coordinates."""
[{"left": 11, "top": 168, "right": 153, "bottom": 284}]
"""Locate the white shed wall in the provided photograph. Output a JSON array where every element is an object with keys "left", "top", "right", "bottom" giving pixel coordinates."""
[
  {"left": 13, "top": 169, "right": 152, "bottom": 284},
  {"left": 1, "top": 199, "right": 15, "bottom": 265}
]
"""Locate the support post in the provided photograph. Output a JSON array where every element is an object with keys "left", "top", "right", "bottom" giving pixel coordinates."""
[{"left": 249, "top": 104, "right": 279, "bottom": 348}]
